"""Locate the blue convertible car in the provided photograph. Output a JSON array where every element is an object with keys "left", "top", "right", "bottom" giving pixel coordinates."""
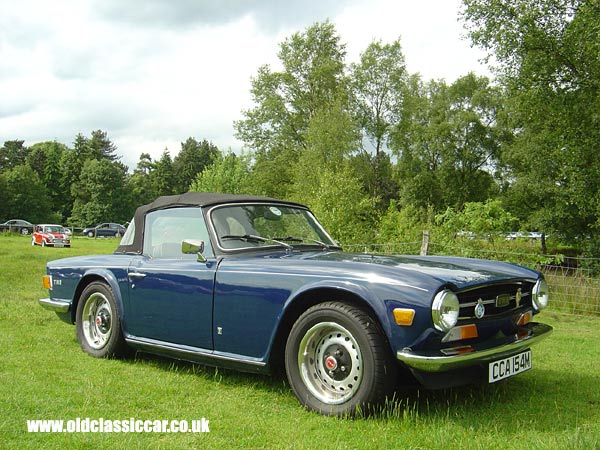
[{"left": 39, "top": 193, "right": 552, "bottom": 415}]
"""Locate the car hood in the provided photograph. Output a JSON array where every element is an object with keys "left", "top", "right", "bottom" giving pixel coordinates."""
[
  {"left": 313, "top": 252, "right": 539, "bottom": 289},
  {"left": 283, "top": 251, "right": 540, "bottom": 291}
]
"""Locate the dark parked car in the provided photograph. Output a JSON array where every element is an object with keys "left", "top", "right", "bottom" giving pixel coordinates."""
[
  {"left": 39, "top": 193, "right": 552, "bottom": 415},
  {"left": 82, "top": 222, "right": 126, "bottom": 238},
  {"left": 0, "top": 219, "right": 33, "bottom": 235}
]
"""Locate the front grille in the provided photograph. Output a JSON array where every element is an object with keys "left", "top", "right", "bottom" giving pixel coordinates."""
[{"left": 457, "top": 282, "right": 534, "bottom": 319}]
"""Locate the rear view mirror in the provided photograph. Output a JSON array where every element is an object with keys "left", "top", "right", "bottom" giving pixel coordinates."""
[{"left": 181, "top": 239, "right": 207, "bottom": 263}]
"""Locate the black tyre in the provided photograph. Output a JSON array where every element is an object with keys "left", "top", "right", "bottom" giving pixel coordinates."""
[
  {"left": 21, "top": 227, "right": 29, "bottom": 235},
  {"left": 285, "top": 302, "right": 397, "bottom": 416},
  {"left": 75, "top": 281, "right": 129, "bottom": 358},
  {"left": 87, "top": 231, "right": 95, "bottom": 238}
]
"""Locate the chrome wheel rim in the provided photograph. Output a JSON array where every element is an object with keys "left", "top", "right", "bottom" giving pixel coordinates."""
[
  {"left": 81, "top": 292, "right": 113, "bottom": 350},
  {"left": 298, "top": 322, "right": 363, "bottom": 405}
]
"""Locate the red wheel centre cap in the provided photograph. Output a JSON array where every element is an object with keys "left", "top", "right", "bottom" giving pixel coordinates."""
[{"left": 325, "top": 356, "right": 337, "bottom": 370}]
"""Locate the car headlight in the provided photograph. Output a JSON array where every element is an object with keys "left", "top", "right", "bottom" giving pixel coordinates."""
[
  {"left": 432, "top": 289, "right": 459, "bottom": 332},
  {"left": 532, "top": 278, "right": 549, "bottom": 311}
]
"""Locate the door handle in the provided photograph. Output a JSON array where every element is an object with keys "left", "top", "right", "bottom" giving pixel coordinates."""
[{"left": 128, "top": 271, "right": 147, "bottom": 279}]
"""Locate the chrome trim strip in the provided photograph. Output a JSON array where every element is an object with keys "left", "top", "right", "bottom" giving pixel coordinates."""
[
  {"left": 125, "top": 336, "right": 266, "bottom": 367},
  {"left": 396, "top": 322, "right": 553, "bottom": 372},
  {"left": 39, "top": 298, "right": 71, "bottom": 313}
]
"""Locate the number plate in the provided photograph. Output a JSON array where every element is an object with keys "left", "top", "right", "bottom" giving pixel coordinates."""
[
  {"left": 54, "top": 243, "right": 64, "bottom": 248},
  {"left": 488, "top": 350, "right": 532, "bottom": 383}
]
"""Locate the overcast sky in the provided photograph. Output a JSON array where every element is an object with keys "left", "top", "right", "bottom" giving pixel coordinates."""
[{"left": 0, "top": 0, "right": 490, "bottom": 169}]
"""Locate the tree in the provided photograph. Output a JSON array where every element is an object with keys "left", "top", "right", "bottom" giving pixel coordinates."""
[
  {"left": 0, "top": 140, "right": 29, "bottom": 172},
  {"left": 70, "top": 159, "right": 130, "bottom": 226},
  {"left": 26, "top": 141, "right": 68, "bottom": 217},
  {"left": 88, "top": 129, "right": 119, "bottom": 161},
  {"left": 235, "top": 21, "right": 348, "bottom": 197},
  {"left": 173, "top": 138, "right": 219, "bottom": 192},
  {"left": 153, "top": 149, "right": 176, "bottom": 197},
  {"left": 461, "top": 0, "right": 600, "bottom": 249},
  {"left": 349, "top": 39, "right": 407, "bottom": 206},
  {"left": 393, "top": 73, "right": 503, "bottom": 211},
  {"left": 2, "top": 165, "right": 52, "bottom": 223},
  {"left": 189, "top": 152, "right": 251, "bottom": 194},
  {"left": 129, "top": 152, "right": 159, "bottom": 207}
]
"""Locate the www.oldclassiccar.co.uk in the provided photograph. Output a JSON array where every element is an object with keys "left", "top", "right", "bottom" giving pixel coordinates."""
[{"left": 27, "top": 417, "right": 210, "bottom": 433}]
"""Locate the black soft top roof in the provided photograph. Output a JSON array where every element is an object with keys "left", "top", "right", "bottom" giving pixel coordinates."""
[{"left": 115, "top": 192, "right": 307, "bottom": 254}]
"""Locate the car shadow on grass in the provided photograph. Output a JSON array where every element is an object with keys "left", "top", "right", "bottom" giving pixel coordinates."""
[{"left": 120, "top": 350, "right": 598, "bottom": 431}]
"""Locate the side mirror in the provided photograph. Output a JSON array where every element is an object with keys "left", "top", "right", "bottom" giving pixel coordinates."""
[{"left": 181, "top": 239, "right": 207, "bottom": 263}]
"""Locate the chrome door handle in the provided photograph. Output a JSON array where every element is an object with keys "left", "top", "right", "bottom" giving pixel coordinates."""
[{"left": 128, "top": 272, "right": 147, "bottom": 279}]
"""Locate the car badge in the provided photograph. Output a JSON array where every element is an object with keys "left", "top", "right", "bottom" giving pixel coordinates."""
[
  {"left": 474, "top": 299, "right": 485, "bottom": 319},
  {"left": 496, "top": 293, "right": 511, "bottom": 308},
  {"left": 515, "top": 288, "right": 522, "bottom": 307}
]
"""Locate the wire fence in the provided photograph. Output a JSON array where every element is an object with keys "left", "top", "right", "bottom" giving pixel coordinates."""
[{"left": 343, "top": 241, "right": 600, "bottom": 317}]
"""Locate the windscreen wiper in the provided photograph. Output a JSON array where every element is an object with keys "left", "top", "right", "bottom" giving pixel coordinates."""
[
  {"left": 273, "top": 236, "right": 338, "bottom": 250},
  {"left": 221, "top": 234, "right": 293, "bottom": 251}
]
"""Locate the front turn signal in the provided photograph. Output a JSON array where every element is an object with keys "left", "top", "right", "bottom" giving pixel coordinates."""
[
  {"left": 42, "top": 275, "right": 52, "bottom": 290},
  {"left": 393, "top": 308, "right": 415, "bottom": 326}
]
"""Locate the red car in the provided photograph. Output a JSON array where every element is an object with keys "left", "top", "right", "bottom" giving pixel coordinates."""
[{"left": 32, "top": 224, "right": 71, "bottom": 248}]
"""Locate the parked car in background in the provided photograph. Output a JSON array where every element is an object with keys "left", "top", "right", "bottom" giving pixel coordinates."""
[
  {"left": 0, "top": 219, "right": 33, "bottom": 235},
  {"left": 32, "top": 224, "right": 71, "bottom": 248},
  {"left": 82, "top": 223, "right": 126, "bottom": 238},
  {"left": 39, "top": 193, "right": 552, "bottom": 416}
]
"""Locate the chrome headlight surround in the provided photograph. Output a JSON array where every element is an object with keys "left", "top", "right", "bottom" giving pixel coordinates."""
[
  {"left": 532, "top": 278, "right": 549, "bottom": 311},
  {"left": 432, "top": 289, "right": 460, "bottom": 332}
]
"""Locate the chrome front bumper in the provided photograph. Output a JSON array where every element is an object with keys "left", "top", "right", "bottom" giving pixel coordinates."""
[
  {"left": 39, "top": 298, "right": 71, "bottom": 313},
  {"left": 396, "top": 322, "right": 553, "bottom": 372}
]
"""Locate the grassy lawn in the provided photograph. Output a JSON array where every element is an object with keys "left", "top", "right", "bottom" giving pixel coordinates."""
[{"left": 1, "top": 234, "right": 598, "bottom": 449}]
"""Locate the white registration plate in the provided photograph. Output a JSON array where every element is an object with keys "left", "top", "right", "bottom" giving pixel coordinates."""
[
  {"left": 488, "top": 350, "right": 532, "bottom": 383},
  {"left": 54, "top": 243, "right": 64, "bottom": 248}
]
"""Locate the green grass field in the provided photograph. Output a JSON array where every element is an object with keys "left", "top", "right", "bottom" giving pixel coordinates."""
[{"left": 1, "top": 234, "right": 599, "bottom": 449}]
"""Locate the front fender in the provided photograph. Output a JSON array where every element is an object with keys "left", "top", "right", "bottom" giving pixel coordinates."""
[
  {"left": 71, "top": 268, "right": 128, "bottom": 328},
  {"left": 282, "top": 279, "right": 393, "bottom": 337}
]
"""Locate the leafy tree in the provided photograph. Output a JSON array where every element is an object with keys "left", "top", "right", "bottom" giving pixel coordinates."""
[
  {"left": 88, "top": 129, "right": 119, "bottom": 161},
  {"left": 153, "top": 149, "right": 176, "bottom": 196},
  {"left": 2, "top": 165, "right": 52, "bottom": 223},
  {"left": 190, "top": 152, "right": 251, "bottom": 194},
  {"left": 349, "top": 39, "right": 406, "bottom": 205},
  {"left": 436, "top": 199, "right": 517, "bottom": 244},
  {"left": 300, "top": 166, "right": 378, "bottom": 245},
  {"left": 235, "top": 21, "right": 348, "bottom": 197},
  {"left": 70, "top": 159, "right": 130, "bottom": 226},
  {"left": 26, "top": 141, "right": 68, "bottom": 217},
  {"left": 0, "top": 140, "right": 29, "bottom": 172},
  {"left": 129, "top": 152, "right": 159, "bottom": 207},
  {"left": 393, "top": 73, "right": 503, "bottom": 211},
  {"left": 173, "top": 138, "right": 219, "bottom": 192},
  {"left": 461, "top": 0, "right": 600, "bottom": 249}
]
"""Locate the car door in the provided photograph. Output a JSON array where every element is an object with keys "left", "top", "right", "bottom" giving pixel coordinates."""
[
  {"left": 125, "top": 207, "right": 216, "bottom": 349},
  {"left": 96, "top": 223, "right": 110, "bottom": 237}
]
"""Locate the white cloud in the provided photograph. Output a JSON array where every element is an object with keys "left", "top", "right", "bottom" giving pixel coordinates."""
[{"left": 0, "top": 0, "right": 490, "bottom": 170}]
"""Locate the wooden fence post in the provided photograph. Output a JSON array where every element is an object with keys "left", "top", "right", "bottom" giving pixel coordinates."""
[{"left": 420, "top": 230, "right": 430, "bottom": 256}]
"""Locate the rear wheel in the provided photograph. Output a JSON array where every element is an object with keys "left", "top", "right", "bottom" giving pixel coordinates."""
[
  {"left": 285, "top": 301, "right": 396, "bottom": 416},
  {"left": 75, "top": 282, "right": 129, "bottom": 358}
]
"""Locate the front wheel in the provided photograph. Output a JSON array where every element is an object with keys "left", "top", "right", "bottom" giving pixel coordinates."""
[
  {"left": 285, "top": 302, "right": 396, "bottom": 416},
  {"left": 75, "top": 282, "right": 129, "bottom": 358}
]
